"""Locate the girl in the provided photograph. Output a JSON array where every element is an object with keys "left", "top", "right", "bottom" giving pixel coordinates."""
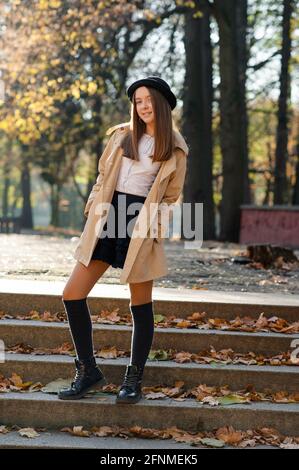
[{"left": 58, "top": 76, "right": 189, "bottom": 404}]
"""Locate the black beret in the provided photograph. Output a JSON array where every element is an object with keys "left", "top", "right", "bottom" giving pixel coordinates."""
[{"left": 126, "top": 75, "right": 177, "bottom": 110}]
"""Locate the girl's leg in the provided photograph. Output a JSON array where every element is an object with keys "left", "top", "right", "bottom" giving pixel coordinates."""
[
  {"left": 128, "top": 280, "right": 154, "bottom": 370},
  {"left": 61, "top": 260, "right": 110, "bottom": 361},
  {"left": 62, "top": 259, "right": 110, "bottom": 301},
  {"left": 58, "top": 260, "right": 111, "bottom": 400},
  {"left": 129, "top": 279, "right": 153, "bottom": 306},
  {"left": 116, "top": 280, "right": 154, "bottom": 404}
]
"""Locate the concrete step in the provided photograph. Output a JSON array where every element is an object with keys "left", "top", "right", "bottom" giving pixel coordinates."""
[
  {"left": 1, "top": 279, "right": 298, "bottom": 444},
  {"left": 0, "top": 391, "right": 298, "bottom": 437},
  {"left": 0, "top": 319, "right": 297, "bottom": 356},
  {"left": 0, "top": 430, "right": 280, "bottom": 450},
  {"left": 1, "top": 279, "right": 298, "bottom": 321},
  {"left": 2, "top": 353, "right": 298, "bottom": 393},
  {"left": 0, "top": 430, "right": 194, "bottom": 449}
]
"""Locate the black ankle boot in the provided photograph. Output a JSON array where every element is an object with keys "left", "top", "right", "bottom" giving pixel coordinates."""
[
  {"left": 58, "top": 356, "right": 107, "bottom": 400},
  {"left": 115, "top": 364, "right": 144, "bottom": 404}
]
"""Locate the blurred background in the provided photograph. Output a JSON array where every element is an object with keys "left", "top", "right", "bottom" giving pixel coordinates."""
[{"left": 0, "top": 0, "right": 298, "bottom": 243}]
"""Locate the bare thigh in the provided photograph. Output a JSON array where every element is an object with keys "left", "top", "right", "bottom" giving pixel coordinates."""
[
  {"left": 129, "top": 280, "right": 153, "bottom": 306},
  {"left": 62, "top": 260, "right": 110, "bottom": 300}
]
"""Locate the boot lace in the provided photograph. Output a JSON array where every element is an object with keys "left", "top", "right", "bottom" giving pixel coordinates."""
[
  {"left": 123, "top": 374, "right": 138, "bottom": 389},
  {"left": 71, "top": 364, "right": 88, "bottom": 387},
  {"left": 122, "top": 367, "right": 143, "bottom": 390}
]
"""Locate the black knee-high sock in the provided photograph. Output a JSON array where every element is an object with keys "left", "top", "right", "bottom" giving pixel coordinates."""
[
  {"left": 62, "top": 297, "right": 94, "bottom": 361},
  {"left": 129, "top": 301, "right": 154, "bottom": 373}
]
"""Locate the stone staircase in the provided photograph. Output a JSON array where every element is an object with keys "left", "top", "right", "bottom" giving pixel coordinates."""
[{"left": 0, "top": 279, "right": 298, "bottom": 448}]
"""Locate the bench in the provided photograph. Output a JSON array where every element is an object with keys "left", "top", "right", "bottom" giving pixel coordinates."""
[{"left": 0, "top": 216, "right": 22, "bottom": 234}]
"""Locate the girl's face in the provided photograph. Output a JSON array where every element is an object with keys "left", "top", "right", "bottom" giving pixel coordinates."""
[{"left": 134, "top": 86, "right": 155, "bottom": 125}]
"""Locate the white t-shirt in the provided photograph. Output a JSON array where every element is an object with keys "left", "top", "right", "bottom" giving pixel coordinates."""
[{"left": 115, "top": 133, "right": 161, "bottom": 197}]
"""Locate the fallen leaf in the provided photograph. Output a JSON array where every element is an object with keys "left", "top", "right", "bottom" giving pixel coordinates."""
[{"left": 18, "top": 427, "right": 40, "bottom": 438}]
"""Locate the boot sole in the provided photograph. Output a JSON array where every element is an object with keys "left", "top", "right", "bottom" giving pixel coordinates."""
[{"left": 57, "top": 376, "right": 107, "bottom": 400}]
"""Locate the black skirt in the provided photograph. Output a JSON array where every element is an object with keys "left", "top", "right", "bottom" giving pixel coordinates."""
[{"left": 91, "top": 189, "right": 146, "bottom": 269}]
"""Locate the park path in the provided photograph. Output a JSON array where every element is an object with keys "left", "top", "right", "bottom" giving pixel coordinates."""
[{"left": 0, "top": 232, "right": 298, "bottom": 294}]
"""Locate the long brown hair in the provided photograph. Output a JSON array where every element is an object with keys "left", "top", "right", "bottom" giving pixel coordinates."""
[{"left": 120, "top": 87, "right": 176, "bottom": 162}]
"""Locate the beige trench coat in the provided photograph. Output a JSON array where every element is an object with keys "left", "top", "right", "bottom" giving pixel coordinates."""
[{"left": 73, "top": 122, "right": 189, "bottom": 284}]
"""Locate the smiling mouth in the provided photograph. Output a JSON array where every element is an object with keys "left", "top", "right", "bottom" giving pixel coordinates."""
[{"left": 142, "top": 112, "right": 152, "bottom": 116}]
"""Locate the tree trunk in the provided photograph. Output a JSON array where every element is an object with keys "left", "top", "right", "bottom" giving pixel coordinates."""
[
  {"left": 292, "top": 123, "right": 299, "bottom": 204},
  {"left": 214, "top": 0, "right": 250, "bottom": 242},
  {"left": 20, "top": 157, "right": 33, "bottom": 229},
  {"left": 1, "top": 141, "right": 13, "bottom": 217},
  {"left": 274, "top": 0, "right": 294, "bottom": 204},
  {"left": 86, "top": 95, "right": 104, "bottom": 200},
  {"left": 50, "top": 183, "right": 61, "bottom": 227},
  {"left": 2, "top": 161, "right": 10, "bottom": 217},
  {"left": 182, "top": 0, "right": 215, "bottom": 241}
]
